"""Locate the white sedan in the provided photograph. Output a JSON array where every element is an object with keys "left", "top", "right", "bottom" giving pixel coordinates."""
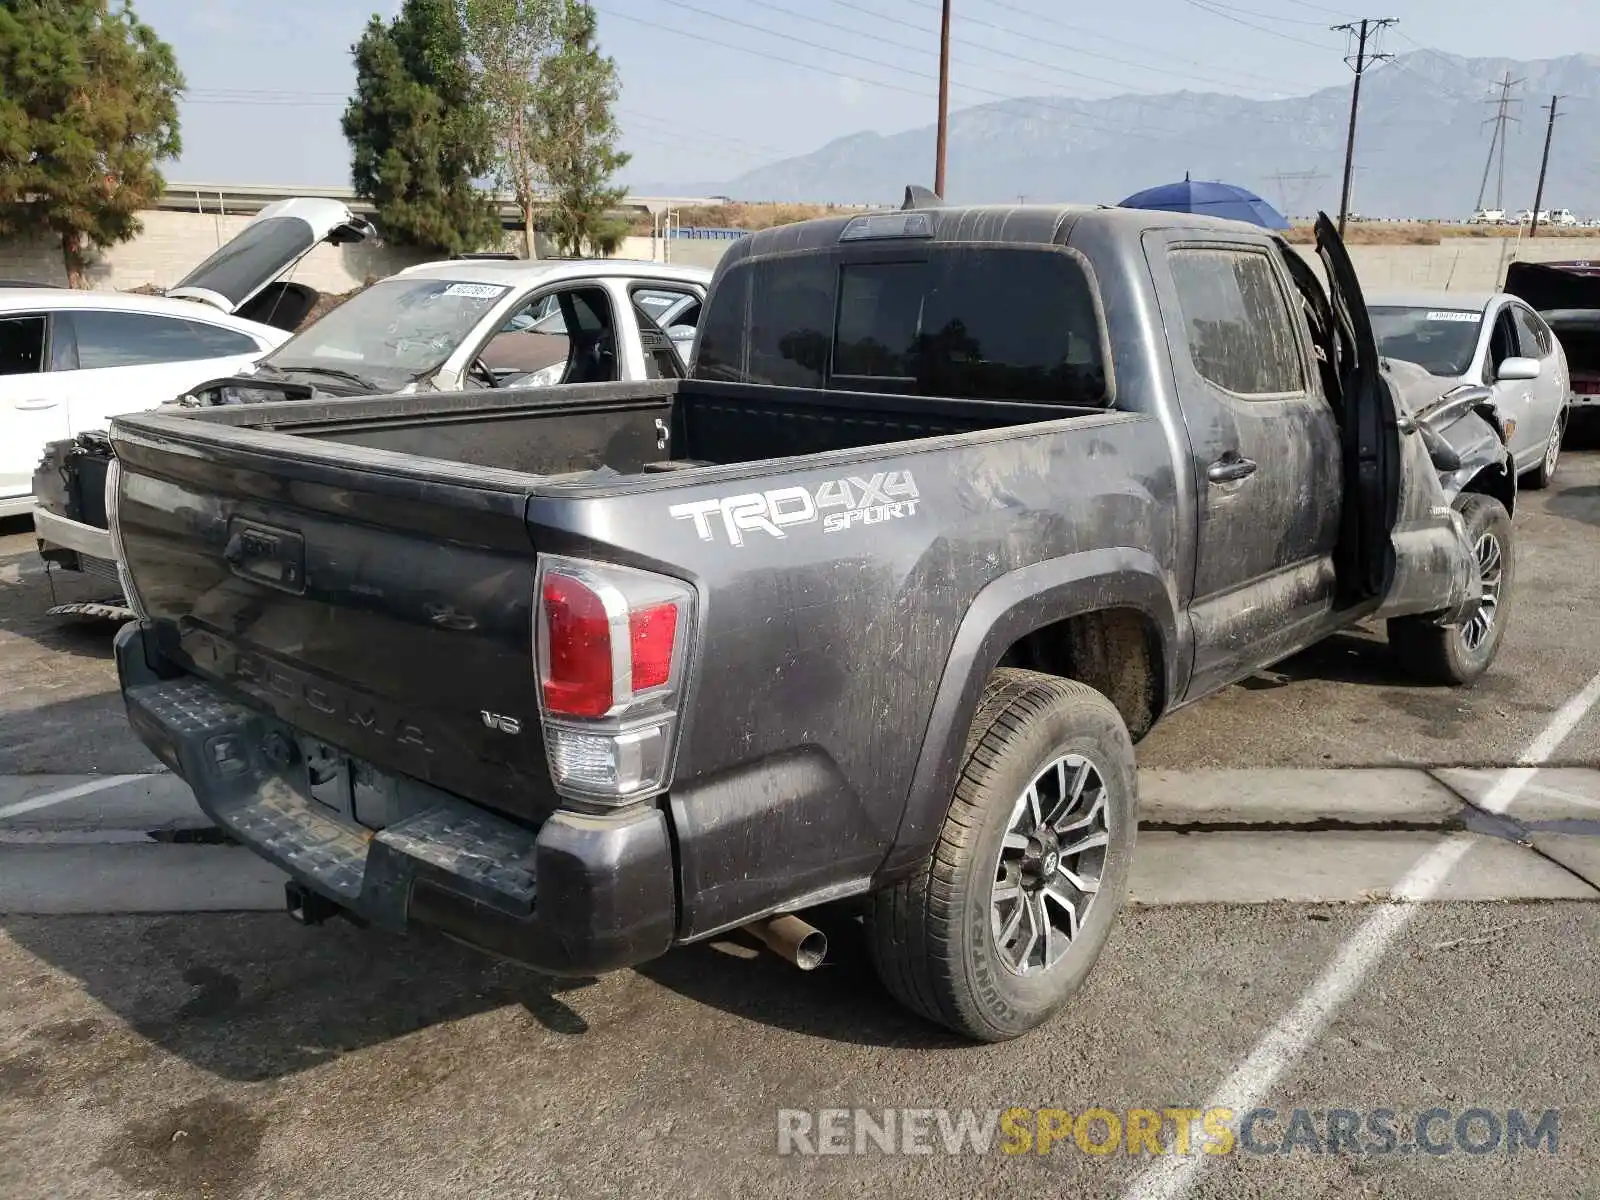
[
  {"left": 1368, "top": 291, "right": 1571, "bottom": 489},
  {"left": 1, "top": 197, "right": 372, "bottom": 518},
  {"left": 204, "top": 257, "right": 712, "bottom": 400}
]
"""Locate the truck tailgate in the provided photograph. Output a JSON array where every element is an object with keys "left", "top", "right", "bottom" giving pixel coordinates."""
[{"left": 110, "top": 411, "right": 559, "bottom": 821}]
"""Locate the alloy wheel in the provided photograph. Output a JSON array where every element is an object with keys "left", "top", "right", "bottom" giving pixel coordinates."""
[
  {"left": 1461, "top": 531, "right": 1505, "bottom": 653},
  {"left": 990, "top": 752, "right": 1112, "bottom": 976}
]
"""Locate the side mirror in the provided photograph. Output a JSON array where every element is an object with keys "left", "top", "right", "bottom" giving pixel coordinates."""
[{"left": 1495, "top": 356, "right": 1541, "bottom": 382}]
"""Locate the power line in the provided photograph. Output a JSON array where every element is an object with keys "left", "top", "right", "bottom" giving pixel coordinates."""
[
  {"left": 592, "top": 4, "right": 930, "bottom": 98},
  {"left": 1331, "top": 17, "right": 1396, "bottom": 234},
  {"left": 1182, "top": 0, "right": 1343, "bottom": 49},
  {"left": 612, "top": 0, "right": 1300, "bottom": 148},
  {"left": 1189, "top": 0, "right": 1334, "bottom": 27},
  {"left": 1282, "top": 0, "right": 1355, "bottom": 15},
  {"left": 746, "top": 0, "right": 1153, "bottom": 97},
  {"left": 902, "top": 0, "right": 1311, "bottom": 92},
  {"left": 902, "top": 0, "right": 1305, "bottom": 95}
]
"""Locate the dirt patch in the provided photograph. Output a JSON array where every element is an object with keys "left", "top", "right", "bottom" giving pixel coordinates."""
[
  {"left": 1282, "top": 221, "right": 1600, "bottom": 245},
  {"left": 95, "top": 1095, "right": 267, "bottom": 1200},
  {"left": 299, "top": 283, "right": 367, "bottom": 330},
  {"left": 627, "top": 201, "right": 849, "bottom": 234}
]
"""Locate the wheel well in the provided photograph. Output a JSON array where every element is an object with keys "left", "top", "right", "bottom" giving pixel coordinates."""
[
  {"left": 996, "top": 608, "right": 1165, "bottom": 740},
  {"left": 1459, "top": 461, "right": 1516, "bottom": 516}
]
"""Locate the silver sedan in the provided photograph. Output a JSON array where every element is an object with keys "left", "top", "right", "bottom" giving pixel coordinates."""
[{"left": 1369, "top": 291, "right": 1571, "bottom": 488}]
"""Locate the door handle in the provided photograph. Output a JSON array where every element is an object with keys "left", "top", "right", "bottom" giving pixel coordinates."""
[
  {"left": 1207, "top": 454, "right": 1258, "bottom": 484},
  {"left": 13, "top": 398, "right": 58, "bottom": 410}
]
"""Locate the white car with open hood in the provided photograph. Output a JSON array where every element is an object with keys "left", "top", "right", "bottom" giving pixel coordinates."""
[{"left": 2, "top": 197, "right": 373, "bottom": 520}]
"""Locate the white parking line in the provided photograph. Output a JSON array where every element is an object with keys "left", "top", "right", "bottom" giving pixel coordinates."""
[
  {"left": 1122, "top": 666, "right": 1600, "bottom": 1200},
  {"left": 0, "top": 775, "right": 154, "bottom": 821}
]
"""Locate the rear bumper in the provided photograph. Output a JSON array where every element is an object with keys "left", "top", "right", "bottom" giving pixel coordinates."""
[
  {"left": 33, "top": 507, "right": 115, "bottom": 561},
  {"left": 115, "top": 623, "right": 678, "bottom": 976}
]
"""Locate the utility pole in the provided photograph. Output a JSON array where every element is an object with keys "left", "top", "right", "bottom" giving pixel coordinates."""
[
  {"left": 1475, "top": 72, "right": 1523, "bottom": 214},
  {"left": 1331, "top": 18, "right": 1396, "bottom": 237},
  {"left": 1529, "top": 95, "right": 1562, "bottom": 237},
  {"left": 934, "top": 0, "right": 951, "bottom": 198}
]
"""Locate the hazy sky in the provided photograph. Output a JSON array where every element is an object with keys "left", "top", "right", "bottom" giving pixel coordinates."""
[{"left": 144, "top": 0, "right": 1600, "bottom": 191}]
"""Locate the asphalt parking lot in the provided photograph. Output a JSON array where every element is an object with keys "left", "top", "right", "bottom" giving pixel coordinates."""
[{"left": 3, "top": 448, "right": 1599, "bottom": 1199}]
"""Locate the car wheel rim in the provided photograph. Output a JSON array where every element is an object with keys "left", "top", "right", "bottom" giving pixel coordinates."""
[
  {"left": 1545, "top": 424, "right": 1560, "bottom": 476},
  {"left": 1461, "top": 531, "right": 1505, "bottom": 653},
  {"left": 990, "top": 752, "right": 1111, "bottom": 977}
]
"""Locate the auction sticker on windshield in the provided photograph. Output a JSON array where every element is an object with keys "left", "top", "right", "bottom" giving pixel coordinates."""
[
  {"left": 1424, "top": 311, "right": 1480, "bottom": 322},
  {"left": 443, "top": 283, "right": 510, "bottom": 299}
]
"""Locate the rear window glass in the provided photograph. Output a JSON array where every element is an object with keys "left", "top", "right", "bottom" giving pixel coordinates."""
[
  {"left": 696, "top": 246, "right": 1109, "bottom": 405},
  {"left": 171, "top": 216, "right": 313, "bottom": 307}
]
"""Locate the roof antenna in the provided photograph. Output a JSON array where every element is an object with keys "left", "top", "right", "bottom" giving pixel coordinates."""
[{"left": 903, "top": 184, "right": 942, "bottom": 210}]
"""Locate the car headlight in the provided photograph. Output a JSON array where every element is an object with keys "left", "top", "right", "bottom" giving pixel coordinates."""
[{"left": 524, "top": 362, "right": 564, "bottom": 387}]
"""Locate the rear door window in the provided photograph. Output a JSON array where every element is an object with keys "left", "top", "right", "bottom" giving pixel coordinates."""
[
  {"left": 0, "top": 315, "right": 47, "bottom": 375},
  {"left": 71, "top": 311, "right": 259, "bottom": 369},
  {"left": 1167, "top": 247, "right": 1306, "bottom": 397}
]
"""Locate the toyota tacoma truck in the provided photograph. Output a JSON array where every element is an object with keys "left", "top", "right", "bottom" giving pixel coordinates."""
[{"left": 107, "top": 206, "right": 1515, "bottom": 1042}]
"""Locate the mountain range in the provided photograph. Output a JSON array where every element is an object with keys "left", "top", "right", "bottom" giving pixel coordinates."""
[{"left": 643, "top": 51, "right": 1600, "bottom": 218}]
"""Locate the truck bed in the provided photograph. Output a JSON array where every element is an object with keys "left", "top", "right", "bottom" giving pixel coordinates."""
[{"left": 166, "top": 377, "right": 1098, "bottom": 479}]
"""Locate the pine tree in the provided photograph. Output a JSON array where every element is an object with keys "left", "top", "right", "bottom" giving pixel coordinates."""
[
  {"left": 342, "top": 0, "right": 500, "bottom": 255},
  {"left": 534, "top": 1, "right": 629, "bottom": 257},
  {"left": 0, "top": 0, "right": 183, "bottom": 287}
]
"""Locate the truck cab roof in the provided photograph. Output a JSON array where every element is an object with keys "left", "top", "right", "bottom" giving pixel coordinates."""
[{"left": 725, "top": 203, "right": 1295, "bottom": 260}]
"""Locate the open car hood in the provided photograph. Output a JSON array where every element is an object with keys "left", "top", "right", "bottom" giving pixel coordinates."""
[{"left": 165, "top": 198, "right": 374, "bottom": 330}]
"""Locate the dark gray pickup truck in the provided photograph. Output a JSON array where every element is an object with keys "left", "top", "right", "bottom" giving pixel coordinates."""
[{"left": 107, "top": 206, "right": 1516, "bottom": 1041}]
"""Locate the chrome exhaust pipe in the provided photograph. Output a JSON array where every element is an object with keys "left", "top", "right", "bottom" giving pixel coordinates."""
[{"left": 741, "top": 913, "right": 827, "bottom": 970}]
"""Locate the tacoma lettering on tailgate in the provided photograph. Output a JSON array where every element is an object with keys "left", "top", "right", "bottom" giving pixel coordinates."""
[{"left": 669, "top": 470, "right": 920, "bottom": 547}]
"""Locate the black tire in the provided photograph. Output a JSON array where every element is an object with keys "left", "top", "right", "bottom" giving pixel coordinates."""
[
  {"left": 865, "top": 669, "right": 1137, "bottom": 1042},
  {"left": 1522, "top": 411, "right": 1565, "bottom": 490},
  {"left": 1388, "top": 492, "right": 1514, "bottom": 686}
]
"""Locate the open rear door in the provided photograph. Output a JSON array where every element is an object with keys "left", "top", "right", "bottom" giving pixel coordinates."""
[{"left": 1314, "top": 211, "right": 1400, "bottom": 606}]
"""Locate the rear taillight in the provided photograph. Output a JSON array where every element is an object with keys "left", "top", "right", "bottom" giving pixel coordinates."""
[
  {"left": 105, "top": 458, "right": 149, "bottom": 621},
  {"left": 534, "top": 555, "right": 695, "bottom": 805}
]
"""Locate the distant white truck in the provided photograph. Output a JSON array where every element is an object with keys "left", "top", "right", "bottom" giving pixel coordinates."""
[
  {"left": 1546, "top": 209, "right": 1579, "bottom": 228},
  {"left": 1468, "top": 208, "right": 1506, "bottom": 225}
]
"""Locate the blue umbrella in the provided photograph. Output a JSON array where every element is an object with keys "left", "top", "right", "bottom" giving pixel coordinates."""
[{"left": 1118, "top": 174, "right": 1290, "bottom": 230}]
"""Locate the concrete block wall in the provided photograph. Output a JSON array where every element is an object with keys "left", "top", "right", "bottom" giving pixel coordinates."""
[
  {"left": 1293, "top": 237, "right": 1600, "bottom": 294},
  {"left": 5, "top": 209, "right": 1599, "bottom": 299},
  {"left": 0, "top": 210, "right": 433, "bottom": 294}
]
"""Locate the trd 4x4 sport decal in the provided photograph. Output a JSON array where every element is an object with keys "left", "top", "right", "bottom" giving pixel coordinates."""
[{"left": 669, "top": 470, "right": 921, "bottom": 547}]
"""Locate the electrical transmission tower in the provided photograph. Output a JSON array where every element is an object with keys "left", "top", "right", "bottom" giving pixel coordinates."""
[
  {"left": 1475, "top": 72, "right": 1523, "bottom": 213},
  {"left": 1331, "top": 18, "right": 1396, "bottom": 235},
  {"left": 1270, "top": 169, "right": 1330, "bottom": 218}
]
